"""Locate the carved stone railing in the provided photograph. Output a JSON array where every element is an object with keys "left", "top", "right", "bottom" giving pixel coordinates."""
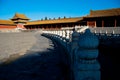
[
  {"left": 41, "top": 26, "right": 120, "bottom": 80},
  {"left": 42, "top": 26, "right": 101, "bottom": 80},
  {"left": 90, "top": 27, "right": 120, "bottom": 45}
]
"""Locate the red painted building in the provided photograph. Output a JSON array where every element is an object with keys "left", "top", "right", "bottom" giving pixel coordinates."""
[
  {"left": 83, "top": 8, "right": 120, "bottom": 27},
  {"left": 0, "top": 13, "right": 29, "bottom": 32},
  {"left": 0, "top": 20, "right": 16, "bottom": 30},
  {"left": 0, "top": 8, "right": 120, "bottom": 31}
]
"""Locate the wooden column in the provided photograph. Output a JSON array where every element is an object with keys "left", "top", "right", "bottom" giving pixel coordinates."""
[
  {"left": 33, "top": 26, "right": 35, "bottom": 30},
  {"left": 38, "top": 25, "right": 39, "bottom": 29},
  {"left": 72, "top": 24, "right": 75, "bottom": 27},
  {"left": 46, "top": 25, "right": 48, "bottom": 29},
  {"left": 41, "top": 25, "right": 43, "bottom": 29},
  {"left": 34, "top": 26, "right": 35, "bottom": 29},
  {"left": 95, "top": 21, "right": 96, "bottom": 27},
  {"left": 36, "top": 25, "right": 38, "bottom": 29},
  {"left": 56, "top": 24, "right": 57, "bottom": 29},
  {"left": 51, "top": 24, "right": 53, "bottom": 29},
  {"left": 115, "top": 19, "right": 117, "bottom": 27},
  {"left": 66, "top": 24, "right": 68, "bottom": 27},
  {"left": 58, "top": 24, "right": 60, "bottom": 29},
  {"left": 87, "top": 21, "right": 89, "bottom": 26},
  {"left": 37, "top": 26, "right": 39, "bottom": 29},
  {"left": 61, "top": 24, "right": 62, "bottom": 29},
  {"left": 102, "top": 20, "right": 104, "bottom": 27},
  {"left": 30, "top": 26, "right": 32, "bottom": 29}
]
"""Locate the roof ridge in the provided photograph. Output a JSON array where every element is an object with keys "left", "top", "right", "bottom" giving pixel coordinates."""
[
  {"left": 0, "top": 19, "right": 12, "bottom": 21},
  {"left": 11, "top": 13, "right": 30, "bottom": 20},
  {"left": 91, "top": 8, "right": 120, "bottom": 12},
  {"left": 31, "top": 17, "right": 82, "bottom": 22}
]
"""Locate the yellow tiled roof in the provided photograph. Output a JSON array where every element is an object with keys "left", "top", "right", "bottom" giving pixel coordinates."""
[
  {"left": 13, "top": 20, "right": 28, "bottom": 22},
  {"left": 0, "top": 20, "right": 15, "bottom": 25},
  {"left": 11, "top": 13, "right": 30, "bottom": 20},
  {"left": 87, "top": 8, "right": 120, "bottom": 17},
  {"left": 26, "top": 17, "right": 83, "bottom": 25}
]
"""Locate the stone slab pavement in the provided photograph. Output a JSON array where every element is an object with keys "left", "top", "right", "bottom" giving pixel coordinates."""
[{"left": 0, "top": 31, "right": 70, "bottom": 80}]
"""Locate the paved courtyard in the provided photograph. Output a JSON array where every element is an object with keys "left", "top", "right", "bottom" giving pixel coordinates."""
[
  {"left": 0, "top": 31, "right": 119, "bottom": 80},
  {"left": 0, "top": 32, "right": 70, "bottom": 80}
]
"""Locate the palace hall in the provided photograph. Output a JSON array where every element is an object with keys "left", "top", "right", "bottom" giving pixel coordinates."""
[{"left": 0, "top": 8, "right": 120, "bottom": 31}]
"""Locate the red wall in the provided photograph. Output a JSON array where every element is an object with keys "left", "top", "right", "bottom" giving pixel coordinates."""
[{"left": 0, "top": 25, "right": 17, "bottom": 30}]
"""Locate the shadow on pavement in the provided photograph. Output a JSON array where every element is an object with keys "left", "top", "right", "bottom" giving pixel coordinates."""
[
  {"left": 0, "top": 39, "right": 70, "bottom": 80},
  {"left": 98, "top": 44, "right": 120, "bottom": 80}
]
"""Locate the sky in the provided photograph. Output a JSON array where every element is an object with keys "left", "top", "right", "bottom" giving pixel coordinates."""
[{"left": 0, "top": 0, "right": 120, "bottom": 21}]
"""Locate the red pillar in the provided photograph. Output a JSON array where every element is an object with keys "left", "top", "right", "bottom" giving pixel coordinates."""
[
  {"left": 102, "top": 20, "right": 104, "bottom": 27},
  {"left": 115, "top": 19, "right": 117, "bottom": 27}
]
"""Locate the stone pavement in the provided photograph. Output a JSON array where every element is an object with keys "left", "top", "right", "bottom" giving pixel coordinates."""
[
  {"left": 0, "top": 32, "right": 36, "bottom": 63},
  {"left": 0, "top": 32, "right": 70, "bottom": 80}
]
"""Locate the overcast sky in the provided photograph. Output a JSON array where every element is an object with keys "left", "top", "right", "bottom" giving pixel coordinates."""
[{"left": 0, "top": 0, "right": 120, "bottom": 20}]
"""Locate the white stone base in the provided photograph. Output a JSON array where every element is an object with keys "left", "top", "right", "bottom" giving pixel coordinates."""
[{"left": 0, "top": 29, "right": 21, "bottom": 33}]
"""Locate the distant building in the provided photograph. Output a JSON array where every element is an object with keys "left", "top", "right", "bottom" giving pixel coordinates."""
[
  {"left": 11, "top": 13, "right": 30, "bottom": 24},
  {"left": 0, "top": 8, "right": 120, "bottom": 31},
  {"left": 83, "top": 8, "right": 120, "bottom": 27},
  {"left": 0, "top": 13, "right": 30, "bottom": 32},
  {"left": 25, "top": 17, "right": 84, "bottom": 30},
  {"left": 0, "top": 20, "right": 16, "bottom": 30}
]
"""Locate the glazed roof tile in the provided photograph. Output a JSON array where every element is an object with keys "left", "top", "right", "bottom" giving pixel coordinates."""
[
  {"left": 11, "top": 13, "right": 30, "bottom": 20},
  {"left": 0, "top": 20, "right": 15, "bottom": 25},
  {"left": 87, "top": 8, "right": 120, "bottom": 17},
  {"left": 26, "top": 17, "right": 83, "bottom": 25}
]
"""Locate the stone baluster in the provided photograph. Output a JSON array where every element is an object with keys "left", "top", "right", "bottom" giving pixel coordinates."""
[
  {"left": 55, "top": 31, "right": 57, "bottom": 35},
  {"left": 112, "top": 30, "right": 114, "bottom": 34},
  {"left": 74, "top": 29, "right": 100, "bottom": 80},
  {"left": 56, "top": 30, "right": 59, "bottom": 39},
  {"left": 69, "top": 30, "right": 73, "bottom": 42},
  {"left": 57, "top": 30, "right": 59, "bottom": 35},
  {"left": 66, "top": 29, "right": 70, "bottom": 39},
  {"left": 112, "top": 30, "right": 115, "bottom": 37},
  {"left": 54, "top": 30, "right": 56, "bottom": 38},
  {"left": 53, "top": 31, "right": 55, "bottom": 35},
  {"left": 59, "top": 30, "right": 63, "bottom": 42},
  {"left": 58, "top": 30, "right": 61, "bottom": 37},
  {"left": 58, "top": 30, "right": 61, "bottom": 40},
  {"left": 64, "top": 29, "right": 70, "bottom": 51},
  {"left": 105, "top": 30, "right": 107, "bottom": 34},
  {"left": 57, "top": 30, "right": 59, "bottom": 36},
  {"left": 54, "top": 30, "right": 57, "bottom": 39},
  {"left": 62, "top": 30, "right": 64, "bottom": 40},
  {"left": 70, "top": 28, "right": 80, "bottom": 80},
  {"left": 62, "top": 30, "right": 66, "bottom": 41},
  {"left": 71, "top": 28, "right": 80, "bottom": 53},
  {"left": 94, "top": 30, "right": 96, "bottom": 34}
]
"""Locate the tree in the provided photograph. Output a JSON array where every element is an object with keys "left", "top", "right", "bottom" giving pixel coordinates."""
[
  {"left": 64, "top": 16, "right": 66, "bottom": 19},
  {"left": 45, "top": 17, "right": 47, "bottom": 20}
]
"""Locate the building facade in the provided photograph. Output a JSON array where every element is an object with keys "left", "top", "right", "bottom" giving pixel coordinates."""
[
  {"left": 83, "top": 8, "right": 120, "bottom": 27},
  {"left": 0, "top": 8, "right": 120, "bottom": 31}
]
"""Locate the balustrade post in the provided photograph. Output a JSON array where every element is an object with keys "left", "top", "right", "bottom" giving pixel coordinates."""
[
  {"left": 71, "top": 28, "right": 80, "bottom": 53},
  {"left": 69, "top": 30, "right": 73, "bottom": 42},
  {"left": 58, "top": 30, "right": 61, "bottom": 39},
  {"left": 70, "top": 28, "right": 80, "bottom": 80},
  {"left": 112, "top": 30, "right": 115, "bottom": 37},
  {"left": 66, "top": 30, "right": 70, "bottom": 39},
  {"left": 65, "top": 29, "right": 70, "bottom": 51},
  {"left": 74, "top": 29, "right": 100, "bottom": 80},
  {"left": 62, "top": 30, "right": 65, "bottom": 38}
]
